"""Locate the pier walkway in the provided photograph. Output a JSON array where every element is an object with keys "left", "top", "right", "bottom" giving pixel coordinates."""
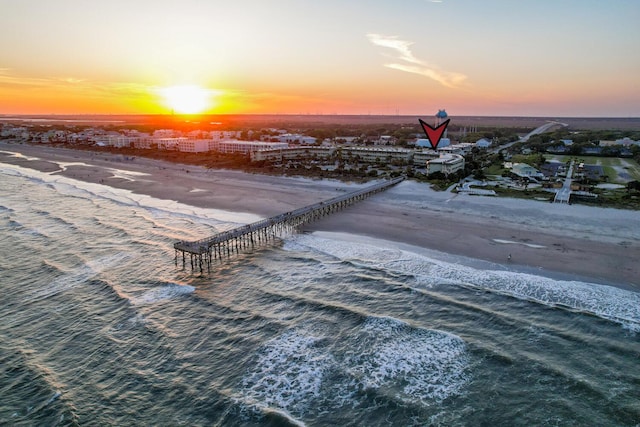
[{"left": 174, "top": 177, "right": 404, "bottom": 270}]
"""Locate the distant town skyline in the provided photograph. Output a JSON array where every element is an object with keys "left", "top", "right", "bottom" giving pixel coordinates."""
[{"left": 1, "top": 0, "right": 639, "bottom": 117}]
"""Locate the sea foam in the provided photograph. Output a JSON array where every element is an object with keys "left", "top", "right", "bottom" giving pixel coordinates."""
[
  {"left": 286, "top": 233, "right": 640, "bottom": 331},
  {"left": 129, "top": 283, "right": 196, "bottom": 306},
  {"left": 0, "top": 160, "right": 261, "bottom": 227},
  {"left": 241, "top": 329, "right": 331, "bottom": 416},
  {"left": 240, "top": 317, "right": 470, "bottom": 419}
]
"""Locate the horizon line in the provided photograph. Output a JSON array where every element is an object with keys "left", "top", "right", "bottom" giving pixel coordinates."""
[{"left": 1, "top": 113, "right": 639, "bottom": 119}]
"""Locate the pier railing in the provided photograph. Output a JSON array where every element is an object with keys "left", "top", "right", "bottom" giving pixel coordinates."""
[{"left": 174, "top": 177, "right": 404, "bottom": 270}]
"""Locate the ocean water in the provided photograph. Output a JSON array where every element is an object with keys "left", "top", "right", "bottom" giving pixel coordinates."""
[{"left": 1, "top": 158, "right": 639, "bottom": 426}]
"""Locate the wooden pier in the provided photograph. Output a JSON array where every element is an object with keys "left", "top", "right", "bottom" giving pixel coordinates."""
[{"left": 174, "top": 177, "right": 404, "bottom": 270}]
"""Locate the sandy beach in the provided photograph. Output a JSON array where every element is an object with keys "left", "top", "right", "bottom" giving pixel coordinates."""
[{"left": 2, "top": 141, "right": 639, "bottom": 291}]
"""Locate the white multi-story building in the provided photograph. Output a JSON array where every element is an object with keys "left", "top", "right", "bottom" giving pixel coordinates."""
[
  {"left": 178, "top": 139, "right": 210, "bottom": 153},
  {"left": 95, "top": 135, "right": 140, "bottom": 148},
  {"left": 426, "top": 154, "right": 465, "bottom": 176},
  {"left": 341, "top": 147, "right": 412, "bottom": 163},
  {"left": 412, "top": 149, "right": 440, "bottom": 165},
  {"left": 437, "top": 145, "right": 465, "bottom": 155},
  {"left": 251, "top": 146, "right": 335, "bottom": 162},
  {"left": 278, "top": 134, "right": 317, "bottom": 144},
  {"left": 154, "top": 137, "right": 187, "bottom": 150},
  {"left": 210, "top": 130, "right": 242, "bottom": 141},
  {"left": 133, "top": 139, "right": 152, "bottom": 149},
  {"left": 213, "top": 140, "right": 289, "bottom": 154}
]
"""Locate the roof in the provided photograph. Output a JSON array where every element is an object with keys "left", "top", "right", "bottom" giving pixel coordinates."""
[{"left": 428, "top": 153, "right": 464, "bottom": 164}]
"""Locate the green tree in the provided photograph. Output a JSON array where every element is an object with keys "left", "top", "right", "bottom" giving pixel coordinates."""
[
  {"left": 627, "top": 180, "right": 640, "bottom": 193},
  {"left": 473, "top": 169, "right": 486, "bottom": 180}
]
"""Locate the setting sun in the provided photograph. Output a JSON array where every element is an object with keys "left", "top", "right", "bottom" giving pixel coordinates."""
[{"left": 159, "top": 85, "right": 214, "bottom": 114}]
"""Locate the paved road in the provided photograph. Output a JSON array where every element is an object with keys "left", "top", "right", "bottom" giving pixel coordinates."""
[
  {"left": 520, "top": 120, "right": 568, "bottom": 143},
  {"left": 490, "top": 120, "right": 568, "bottom": 154}
]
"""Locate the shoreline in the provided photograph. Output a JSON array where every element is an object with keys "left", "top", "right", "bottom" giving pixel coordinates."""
[
  {"left": 2, "top": 142, "right": 639, "bottom": 291},
  {"left": 308, "top": 230, "right": 635, "bottom": 292}
]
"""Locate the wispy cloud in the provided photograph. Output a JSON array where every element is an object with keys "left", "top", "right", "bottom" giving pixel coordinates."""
[
  {"left": 366, "top": 33, "right": 466, "bottom": 88},
  {"left": 0, "top": 69, "right": 145, "bottom": 95},
  {"left": 0, "top": 70, "right": 90, "bottom": 90},
  {"left": 60, "top": 77, "right": 87, "bottom": 84},
  {"left": 0, "top": 69, "right": 51, "bottom": 88}
]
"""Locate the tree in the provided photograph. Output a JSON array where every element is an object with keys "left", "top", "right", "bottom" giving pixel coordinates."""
[
  {"left": 627, "top": 180, "right": 640, "bottom": 193},
  {"left": 473, "top": 169, "right": 486, "bottom": 180},
  {"left": 568, "top": 144, "right": 585, "bottom": 155}
]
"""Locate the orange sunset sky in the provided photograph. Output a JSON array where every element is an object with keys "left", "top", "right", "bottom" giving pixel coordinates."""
[{"left": 1, "top": 0, "right": 639, "bottom": 117}]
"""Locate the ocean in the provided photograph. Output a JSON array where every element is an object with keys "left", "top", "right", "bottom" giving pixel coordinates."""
[{"left": 1, "top": 155, "right": 639, "bottom": 426}]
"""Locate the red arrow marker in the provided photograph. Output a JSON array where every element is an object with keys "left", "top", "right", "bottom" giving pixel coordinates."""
[{"left": 419, "top": 118, "right": 450, "bottom": 149}]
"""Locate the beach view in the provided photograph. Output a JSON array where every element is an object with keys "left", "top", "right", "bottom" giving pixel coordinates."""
[{"left": 1, "top": 1, "right": 639, "bottom": 426}]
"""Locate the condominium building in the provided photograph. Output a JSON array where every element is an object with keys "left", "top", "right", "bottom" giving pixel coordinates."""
[
  {"left": 426, "top": 154, "right": 465, "bottom": 175},
  {"left": 341, "top": 146, "right": 412, "bottom": 163},
  {"left": 213, "top": 140, "right": 289, "bottom": 154},
  {"left": 412, "top": 149, "right": 440, "bottom": 165},
  {"left": 178, "top": 139, "right": 210, "bottom": 153},
  {"left": 251, "top": 146, "right": 335, "bottom": 162}
]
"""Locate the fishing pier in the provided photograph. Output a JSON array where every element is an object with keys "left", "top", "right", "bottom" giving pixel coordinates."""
[{"left": 174, "top": 177, "right": 404, "bottom": 270}]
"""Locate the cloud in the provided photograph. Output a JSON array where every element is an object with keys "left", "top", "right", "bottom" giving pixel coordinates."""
[
  {"left": 0, "top": 69, "right": 133, "bottom": 93},
  {"left": 60, "top": 77, "right": 87, "bottom": 84},
  {"left": 0, "top": 70, "right": 50, "bottom": 88},
  {"left": 366, "top": 33, "right": 466, "bottom": 88},
  {"left": 0, "top": 70, "right": 89, "bottom": 90}
]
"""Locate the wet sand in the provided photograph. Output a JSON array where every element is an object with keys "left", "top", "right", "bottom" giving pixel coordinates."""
[{"left": 2, "top": 142, "right": 639, "bottom": 291}]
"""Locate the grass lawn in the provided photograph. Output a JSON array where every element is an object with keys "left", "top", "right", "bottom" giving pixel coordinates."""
[
  {"left": 511, "top": 154, "right": 544, "bottom": 165},
  {"left": 485, "top": 163, "right": 505, "bottom": 175},
  {"left": 605, "top": 158, "right": 640, "bottom": 181}
]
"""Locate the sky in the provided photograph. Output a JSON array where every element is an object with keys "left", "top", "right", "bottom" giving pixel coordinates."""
[{"left": 0, "top": 0, "right": 639, "bottom": 117}]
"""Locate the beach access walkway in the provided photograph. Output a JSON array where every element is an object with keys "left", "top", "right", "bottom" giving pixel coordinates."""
[
  {"left": 554, "top": 159, "right": 575, "bottom": 203},
  {"left": 174, "top": 177, "right": 404, "bottom": 270}
]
